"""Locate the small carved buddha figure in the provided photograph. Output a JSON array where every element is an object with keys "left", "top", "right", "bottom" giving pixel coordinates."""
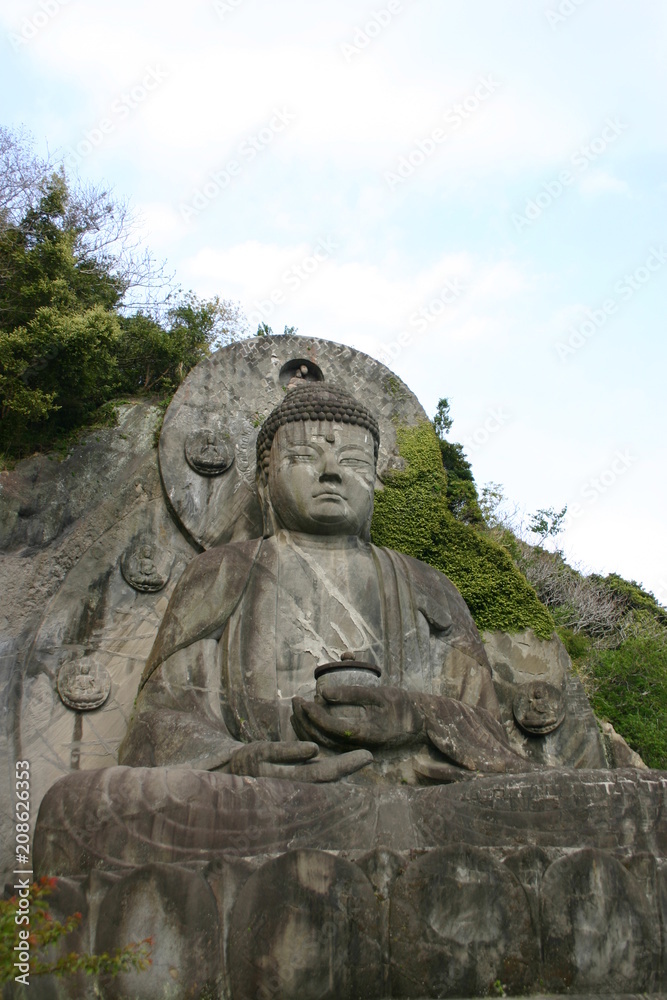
[
  {"left": 185, "top": 429, "right": 234, "bottom": 475},
  {"left": 69, "top": 664, "right": 99, "bottom": 701},
  {"left": 138, "top": 547, "right": 161, "bottom": 586},
  {"left": 119, "top": 382, "right": 534, "bottom": 783},
  {"left": 57, "top": 660, "right": 110, "bottom": 711},
  {"left": 513, "top": 680, "right": 565, "bottom": 735}
]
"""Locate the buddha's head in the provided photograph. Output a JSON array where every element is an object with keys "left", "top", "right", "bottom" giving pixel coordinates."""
[{"left": 256, "top": 383, "right": 380, "bottom": 539}]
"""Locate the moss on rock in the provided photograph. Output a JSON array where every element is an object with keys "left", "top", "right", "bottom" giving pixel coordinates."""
[{"left": 371, "top": 422, "right": 554, "bottom": 640}]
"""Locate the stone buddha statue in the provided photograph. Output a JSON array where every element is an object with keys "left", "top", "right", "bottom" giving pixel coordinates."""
[
  {"left": 32, "top": 372, "right": 666, "bottom": 1000},
  {"left": 118, "top": 381, "right": 532, "bottom": 783}
]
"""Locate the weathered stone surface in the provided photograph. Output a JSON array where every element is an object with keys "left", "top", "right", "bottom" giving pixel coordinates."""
[
  {"left": 413, "top": 768, "right": 667, "bottom": 856},
  {"left": 503, "top": 845, "right": 552, "bottom": 933},
  {"left": 228, "top": 849, "right": 383, "bottom": 1000},
  {"left": 601, "top": 720, "right": 648, "bottom": 768},
  {"left": 34, "top": 767, "right": 667, "bottom": 875},
  {"left": 16, "top": 496, "right": 194, "bottom": 856},
  {"left": 120, "top": 533, "right": 173, "bottom": 592},
  {"left": 203, "top": 856, "right": 257, "bottom": 1000},
  {"left": 541, "top": 849, "right": 661, "bottom": 993},
  {"left": 56, "top": 657, "right": 111, "bottom": 711},
  {"left": 389, "top": 846, "right": 539, "bottom": 997},
  {"left": 659, "top": 860, "right": 667, "bottom": 979},
  {"left": 512, "top": 679, "right": 565, "bottom": 734},
  {"left": 94, "top": 864, "right": 221, "bottom": 999},
  {"left": 120, "top": 378, "right": 520, "bottom": 784},
  {"left": 184, "top": 425, "right": 235, "bottom": 477},
  {"left": 483, "top": 628, "right": 607, "bottom": 768},
  {"left": 0, "top": 403, "right": 197, "bottom": 880}
]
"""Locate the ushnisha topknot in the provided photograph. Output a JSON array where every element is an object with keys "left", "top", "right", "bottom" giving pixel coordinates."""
[{"left": 256, "top": 381, "right": 380, "bottom": 481}]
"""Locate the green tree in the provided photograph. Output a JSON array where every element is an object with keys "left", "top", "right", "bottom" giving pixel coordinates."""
[
  {"left": 529, "top": 505, "right": 567, "bottom": 546},
  {"left": 586, "top": 636, "right": 667, "bottom": 769},
  {"left": 256, "top": 323, "right": 298, "bottom": 337},
  {"left": 433, "top": 397, "right": 453, "bottom": 439},
  {"left": 116, "top": 294, "right": 248, "bottom": 395},
  {"left": 0, "top": 172, "right": 127, "bottom": 454},
  {"left": 0, "top": 128, "right": 249, "bottom": 461},
  {"left": 1, "top": 305, "right": 122, "bottom": 446},
  {"left": 0, "top": 173, "right": 124, "bottom": 332},
  {"left": 432, "top": 397, "right": 483, "bottom": 525}
]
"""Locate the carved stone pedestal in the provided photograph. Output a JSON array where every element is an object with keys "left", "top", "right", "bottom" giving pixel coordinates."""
[{"left": 30, "top": 766, "right": 667, "bottom": 999}]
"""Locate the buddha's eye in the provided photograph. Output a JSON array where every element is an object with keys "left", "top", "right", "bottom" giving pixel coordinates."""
[
  {"left": 339, "top": 456, "right": 372, "bottom": 467},
  {"left": 287, "top": 450, "right": 317, "bottom": 462}
]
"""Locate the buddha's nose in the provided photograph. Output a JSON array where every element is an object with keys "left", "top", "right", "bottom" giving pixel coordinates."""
[{"left": 319, "top": 454, "right": 342, "bottom": 482}]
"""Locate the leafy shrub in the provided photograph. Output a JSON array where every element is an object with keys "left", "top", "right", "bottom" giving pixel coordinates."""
[
  {"left": 556, "top": 627, "right": 592, "bottom": 661},
  {"left": 0, "top": 877, "right": 151, "bottom": 983},
  {"left": 585, "top": 636, "right": 667, "bottom": 769}
]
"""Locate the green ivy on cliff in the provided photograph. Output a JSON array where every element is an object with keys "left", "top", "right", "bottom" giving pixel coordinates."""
[{"left": 371, "top": 422, "right": 554, "bottom": 639}]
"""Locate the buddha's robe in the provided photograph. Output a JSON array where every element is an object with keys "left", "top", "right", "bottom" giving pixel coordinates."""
[{"left": 119, "top": 531, "right": 503, "bottom": 772}]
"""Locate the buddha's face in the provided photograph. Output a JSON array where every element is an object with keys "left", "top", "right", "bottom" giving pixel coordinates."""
[{"left": 267, "top": 420, "right": 376, "bottom": 536}]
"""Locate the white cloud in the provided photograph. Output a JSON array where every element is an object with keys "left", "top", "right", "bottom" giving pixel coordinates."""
[
  {"left": 578, "top": 170, "right": 630, "bottom": 197},
  {"left": 6, "top": 1, "right": 594, "bottom": 182},
  {"left": 180, "top": 241, "right": 531, "bottom": 368}
]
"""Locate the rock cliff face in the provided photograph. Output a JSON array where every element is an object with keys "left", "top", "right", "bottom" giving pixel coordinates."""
[
  {"left": 482, "top": 628, "right": 607, "bottom": 768},
  {"left": 0, "top": 402, "right": 197, "bottom": 879}
]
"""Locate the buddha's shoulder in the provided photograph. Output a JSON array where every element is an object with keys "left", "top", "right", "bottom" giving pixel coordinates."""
[
  {"left": 175, "top": 537, "right": 264, "bottom": 592},
  {"left": 143, "top": 538, "right": 265, "bottom": 680},
  {"left": 373, "top": 544, "right": 455, "bottom": 594},
  {"left": 373, "top": 545, "right": 475, "bottom": 631}
]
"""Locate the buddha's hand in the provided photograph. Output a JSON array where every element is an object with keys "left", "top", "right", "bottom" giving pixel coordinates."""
[
  {"left": 291, "top": 686, "right": 426, "bottom": 751},
  {"left": 225, "top": 740, "right": 372, "bottom": 783}
]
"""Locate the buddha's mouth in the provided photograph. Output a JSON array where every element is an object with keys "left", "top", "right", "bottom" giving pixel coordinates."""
[{"left": 313, "top": 490, "right": 345, "bottom": 499}]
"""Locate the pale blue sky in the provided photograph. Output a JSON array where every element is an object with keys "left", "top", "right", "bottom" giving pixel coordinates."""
[{"left": 2, "top": 0, "right": 666, "bottom": 600}]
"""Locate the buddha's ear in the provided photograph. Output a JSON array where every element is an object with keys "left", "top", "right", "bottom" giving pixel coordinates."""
[{"left": 256, "top": 476, "right": 278, "bottom": 538}]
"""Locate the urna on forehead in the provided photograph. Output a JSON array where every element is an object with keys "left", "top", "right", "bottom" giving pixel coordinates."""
[{"left": 256, "top": 382, "right": 380, "bottom": 479}]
